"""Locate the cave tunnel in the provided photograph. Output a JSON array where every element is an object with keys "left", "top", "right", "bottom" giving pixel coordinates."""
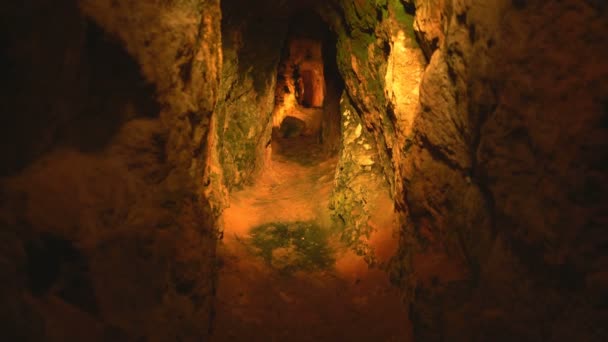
[
  {"left": 270, "top": 10, "right": 343, "bottom": 166},
  {"left": 1, "top": 0, "right": 608, "bottom": 341}
]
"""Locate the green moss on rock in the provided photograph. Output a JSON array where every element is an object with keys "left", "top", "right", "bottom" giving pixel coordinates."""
[
  {"left": 329, "top": 95, "right": 381, "bottom": 265},
  {"left": 388, "top": 0, "right": 418, "bottom": 46},
  {"left": 248, "top": 221, "right": 335, "bottom": 274}
]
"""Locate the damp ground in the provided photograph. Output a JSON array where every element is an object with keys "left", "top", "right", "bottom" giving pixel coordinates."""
[{"left": 211, "top": 133, "right": 411, "bottom": 341}]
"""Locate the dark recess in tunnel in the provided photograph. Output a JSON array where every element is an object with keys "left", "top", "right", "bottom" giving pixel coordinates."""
[
  {"left": 26, "top": 232, "right": 98, "bottom": 315},
  {"left": 402, "top": 1, "right": 416, "bottom": 14},
  {"left": 300, "top": 69, "right": 317, "bottom": 108},
  {"left": 287, "top": 10, "right": 344, "bottom": 101},
  {"left": 58, "top": 19, "right": 161, "bottom": 152},
  {"left": 0, "top": 1, "right": 160, "bottom": 176}
]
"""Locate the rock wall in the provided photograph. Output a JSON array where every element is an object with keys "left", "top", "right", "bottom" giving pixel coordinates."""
[
  {"left": 0, "top": 0, "right": 222, "bottom": 340},
  {"left": 321, "top": 0, "right": 395, "bottom": 188},
  {"left": 2, "top": 0, "right": 606, "bottom": 340},
  {"left": 319, "top": 0, "right": 426, "bottom": 267},
  {"left": 330, "top": 95, "right": 388, "bottom": 264},
  {"left": 211, "top": 0, "right": 290, "bottom": 192},
  {"left": 314, "top": 0, "right": 607, "bottom": 339},
  {"left": 397, "top": 0, "right": 608, "bottom": 340}
]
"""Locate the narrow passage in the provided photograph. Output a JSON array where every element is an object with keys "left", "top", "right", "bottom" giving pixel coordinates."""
[{"left": 212, "top": 130, "right": 410, "bottom": 341}]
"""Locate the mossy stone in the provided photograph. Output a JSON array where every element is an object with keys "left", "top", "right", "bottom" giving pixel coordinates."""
[{"left": 248, "top": 221, "right": 335, "bottom": 274}]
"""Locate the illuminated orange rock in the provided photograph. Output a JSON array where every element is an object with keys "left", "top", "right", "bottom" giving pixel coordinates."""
[{"left": 273, "top": 38, "right": 326, "bottom": 136}]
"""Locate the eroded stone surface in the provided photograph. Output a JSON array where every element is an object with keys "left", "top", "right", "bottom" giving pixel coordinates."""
[
  {"left": 1, "top": 0, "right": 221, "bottom": 340},
  {"left": 2, "top": 0, "right": 607, "bottom": 340},
  {"left": 396, "top": 0, "right": 608, "bottom": 340}
]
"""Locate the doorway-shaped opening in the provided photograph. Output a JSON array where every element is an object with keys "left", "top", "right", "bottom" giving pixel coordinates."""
[
  {"left": 300, "top": 69, "right": 320, "bottom": 108},
  {"left": 271, "top": 11, "right": 343, "bottom": 165}
]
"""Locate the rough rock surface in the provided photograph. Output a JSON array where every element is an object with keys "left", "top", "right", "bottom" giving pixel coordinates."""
[
  {"left": 210, "top": 0, "right": 289, "bottom": 193},
  {"left": 395, "top": 0, "right": 608, "bottom": 340},
  {"left": 330, "top": 95, "right": 389, "bottom": 264},
  {"left": 1, "top": 0, "right": 221, "bottom": 340},
  {"left": 320, "top": 0, "right": 423, "bottom": 265},
  {"left": 314, "top": 0, "right": 608, "bottom": 339},
  {"left": 2, "top": 0, "right": 607, "bottom": 340}
]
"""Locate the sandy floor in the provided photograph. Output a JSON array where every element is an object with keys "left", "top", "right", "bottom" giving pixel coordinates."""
[{"left": 212, "top": 135, "right": 411, "bottom": 341}]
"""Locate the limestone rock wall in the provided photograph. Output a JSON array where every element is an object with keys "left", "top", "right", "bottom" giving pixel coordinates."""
[
  {"left": 211, "top": 0, "right": 290, "bottom": 192},
  {"left": 397, "top": 0, "right": 608, "bottom": 340},
  {"left": 320, "top": 0, "right": 425, "bottom": 266},
  {"left": 0, "top": 0, "right": 222, "bottom": 340},
  {"left": 315, "top": 0, "right": 608, "bottom": 339},
  {"left": 330, "top": 95, "right": 388, "bottom": 264},
  {"left": 320, "top": 0, "right": 396, "bottom": 191}
]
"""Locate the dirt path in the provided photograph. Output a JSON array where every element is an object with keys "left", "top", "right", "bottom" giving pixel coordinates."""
[{"left": 212, "top": 136, "right": 411, "bottom": 341}]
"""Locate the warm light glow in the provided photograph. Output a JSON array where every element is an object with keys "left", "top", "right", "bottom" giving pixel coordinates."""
[
  {"left": 272, "top": 38, "right": 326, "bottom": 134},
  {"left": 384, "top": 30, "right": 424, "bottom": 139}
]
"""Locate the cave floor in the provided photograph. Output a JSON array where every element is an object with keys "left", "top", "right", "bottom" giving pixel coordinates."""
[{"left": 212, "top": 135, "right": 411, "bottom": 341}]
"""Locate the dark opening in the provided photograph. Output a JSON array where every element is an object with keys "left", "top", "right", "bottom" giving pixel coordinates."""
[
  {"left": 403, "top": 1, "right": 416, "bottom": 14},
  {"left": 26, "top": 233, "right": 98, "bottom": 315},
  {"left": 58, "top": 19, "right": 161, "bottom": 152},
  {"left": 301, "top": 69, "right": 316, "bottom": 108},
  {"left": 0, "top": 7, "right": 162, "bottom": 176}
]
